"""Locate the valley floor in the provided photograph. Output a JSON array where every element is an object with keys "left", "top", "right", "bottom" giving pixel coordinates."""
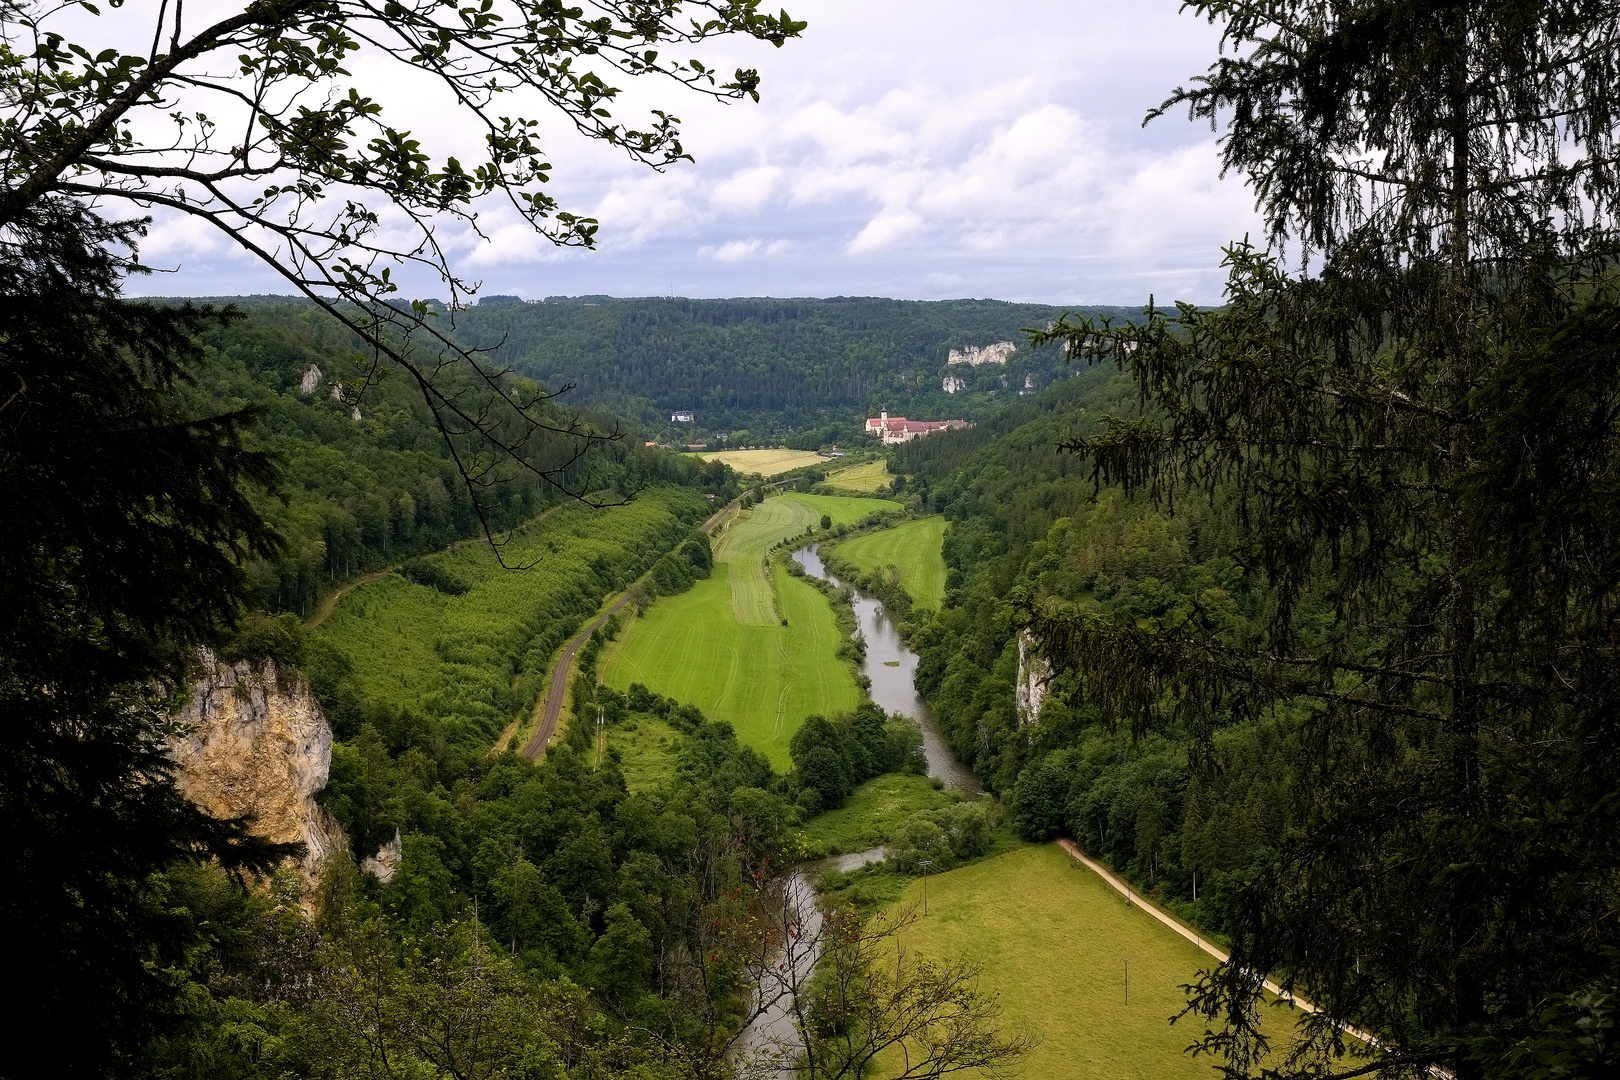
[
  {"left": 889, "top": 843, "right": 1295, "bottom": 1080},
  {"left": 599, "top": 492, "right": 897, "bottom": 768}
]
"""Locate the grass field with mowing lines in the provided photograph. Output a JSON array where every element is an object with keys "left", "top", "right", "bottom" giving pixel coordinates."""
[
  {"left": 826, "top": 459, "right": 891, "bottom": 492},
  {"left": 697, "top": 448, "right": 829, "bottom": 475},
  {"left": 889, "top": 844, "right": 1293, "bottom": 1080},
  {"left": 599, "top": 492, "right": 898, "bottom": 767},
  {"left": 599, "top": 564, "right": 858, "bottom": 768},
  {"left": 825, "top": 516, "right": 948, "bottom": 610}
]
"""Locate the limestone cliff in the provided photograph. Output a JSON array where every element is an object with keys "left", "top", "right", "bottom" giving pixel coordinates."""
[
  {"left": 170, "top": 649, "right": 342, "bottom": 886},
  {"left": 1015, "top": 630, "right": 1051, "bottom": 726},
  {"left": 947, "top": 341, "right": 1016, "bottom": 366}
]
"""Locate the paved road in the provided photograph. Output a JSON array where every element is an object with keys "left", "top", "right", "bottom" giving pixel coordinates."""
[{"left": 520, "top": 500, "right": 736, "bottom": 760}]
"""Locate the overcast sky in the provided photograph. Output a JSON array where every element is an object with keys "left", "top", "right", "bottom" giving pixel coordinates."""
[{"left": 131, "top": 0, "right": 1263, "bottom": 305}]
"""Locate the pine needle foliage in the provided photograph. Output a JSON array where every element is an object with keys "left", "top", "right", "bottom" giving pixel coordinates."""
[{"left": 1025, "top": 3, "right": 1620, "bottom": 1078}]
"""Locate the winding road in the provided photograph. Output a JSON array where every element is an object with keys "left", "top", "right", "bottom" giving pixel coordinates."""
[{"left": 520, "top": 499, "right": 736, "bottom": 760}]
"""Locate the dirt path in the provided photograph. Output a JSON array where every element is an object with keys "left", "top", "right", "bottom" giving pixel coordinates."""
[
  {"left": 306, "top": 571, "right": 388, "bottom": 628},
  {"left": 520, "top": 499, "right": 736, "bottom": 760},
  {"left": 1055, "top": 837, "right": 1381, "bottom": 1048}
]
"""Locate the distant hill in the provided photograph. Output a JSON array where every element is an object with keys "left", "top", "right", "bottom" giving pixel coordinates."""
[{"left": 443, "top": 296, "right": 1142, "bottom": 444}]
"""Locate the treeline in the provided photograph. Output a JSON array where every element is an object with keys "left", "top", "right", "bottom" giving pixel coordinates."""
[
  {"left": 183, "top": 309, "right": 738, "bottom": 615},
  {"left": 899, "top": 373, "right": 1288, "bottom": 937},
  {"left": 439, "top": 295, "right": 1140, "bottom": 440}
]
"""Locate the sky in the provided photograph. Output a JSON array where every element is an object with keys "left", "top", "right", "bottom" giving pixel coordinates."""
[{"left": 128, "top": 0, "right": 1265, "bottom": 306}]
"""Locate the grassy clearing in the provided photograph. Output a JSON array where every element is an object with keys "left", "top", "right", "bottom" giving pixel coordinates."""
[
  {"left": 605, "top": 713, "right": 684, "bottom": 792},
  {"left": 800, "top": 774, "right": 956, "bottom": 855},
  {"left": 698, "top": 448, "right": 829, "bottom": 476},
  {"left": 599, "top": 563, "right": 859, "bottom": 769},
  {"left": 314, "top": 489, "right": 705, "bottom": 747},
  {"left": 888, "top": 844, "right": 1293, "bottom": 1080},
  {"left": 825, "top": 459, "right": 891, "bottom": 492},
  {"left": 824, "top": 516, "right": 948, "bottom": 610},
  {"left": 599, "top": 491, "right": 896, "bottom": 768}
]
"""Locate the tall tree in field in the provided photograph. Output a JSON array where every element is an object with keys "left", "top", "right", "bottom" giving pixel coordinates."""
[{"left": 1029, "top": 3, "right": 1620, "bottom": 1077}]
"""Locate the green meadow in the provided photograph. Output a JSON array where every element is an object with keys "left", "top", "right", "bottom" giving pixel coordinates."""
[
  {"left": 824, "top": 515, "right": 948, "bottom": 610},
  {"left": 800, "top": 773, "right": 956, "bottom": 855},
  {"left": 600, "top": 491, "right": 900, "bottom": 768},
  {"left": 889, "top": 844, "right": 1294, "bottom": 1080},
  {"left": 825, "top": 459, "right": 892, "bottom": 492},
  {"left": 314, "top": 489, "right": 706, "bottom": 746}
]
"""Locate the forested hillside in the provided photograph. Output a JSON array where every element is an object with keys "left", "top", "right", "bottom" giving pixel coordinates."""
[
  {"left": 181, "top": 308, "right": 736, "bottom": 615},
  {"left": 432, "top": 295, "right": 1140, "bottom": 441},
  {"left": 899, "top": 375, "right": 1285, "bottom": 937}
]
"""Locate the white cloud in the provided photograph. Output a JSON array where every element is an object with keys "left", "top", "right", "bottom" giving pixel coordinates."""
[
  {"left": 698, "top": 237, "right": 795, "bottom": 263},
  {"left": 122, "top": 0, "right": 1263, "bottom": 303}
]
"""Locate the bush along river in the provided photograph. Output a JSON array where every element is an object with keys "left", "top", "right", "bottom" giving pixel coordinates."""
[{"left": 733, "top": 545, "right": 982, "bottom": 1075}]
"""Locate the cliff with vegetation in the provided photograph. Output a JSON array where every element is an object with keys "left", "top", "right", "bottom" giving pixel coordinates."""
[{"left": 170, "top": 649, "right": 342, "bottom": 891}]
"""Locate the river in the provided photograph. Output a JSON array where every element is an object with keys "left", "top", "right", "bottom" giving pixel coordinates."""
[
  {"left": 734, "top": 545, "right": 980, "bottom": 1075},
  {"left": 791, "top": 544, "right": 980, "bottom": 795}
]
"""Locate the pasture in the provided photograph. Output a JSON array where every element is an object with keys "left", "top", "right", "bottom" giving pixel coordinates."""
[
  {"left": 825, "top": 516, "right": 948, "bottom": 610},
  {"left": 698, "top": 447, "right": 829, "bottom": 476},
  {"left": 825, "top": 459, "right": 891, "bottom": 492},
  {"left": 890, "top": 844, "right": 1295, "bottom": 1080},
  {"left": 599, "top": 491, "right": 900, "bottom": 768}
]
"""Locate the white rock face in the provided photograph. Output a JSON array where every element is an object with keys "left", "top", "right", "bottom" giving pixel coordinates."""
[
  {"left": 299, "top": 364, "right": 323, "bottom": 395},
  {"left": 361, "top": 829, "right": 403, "bottom": 883},
  {"left": 942, "top": 375, "right": 967, "bottom": 393},
  {"left": 171, "top": 649, "right": 342, "bottom": 892},
  {"left": 1015, "top": 630, "right": 1051, "bottom": 726},
  {"left": 947, "top": 341, "right": 1016, "bottom": 366}
]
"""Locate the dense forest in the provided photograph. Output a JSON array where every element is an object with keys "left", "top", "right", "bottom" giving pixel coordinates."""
[
  {"left": 180, "top": 306, "right": 737, "bottom": 616},
  {"left": 898, "top": 375, "right": 1308, "bottom": 938},
  {"left": 423, "top": 295, "right": 1140, "bottom": 442}
]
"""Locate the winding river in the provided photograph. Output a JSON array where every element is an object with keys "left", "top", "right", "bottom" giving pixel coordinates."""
[
  {"left": 734, "top": 544, "right": 981, "bottom": 1074},
  {"left": 791, "top": 544, "right": 981, "bottom": 795}
]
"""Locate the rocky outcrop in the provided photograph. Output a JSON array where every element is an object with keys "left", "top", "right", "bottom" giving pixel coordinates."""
[
  {"left": 170, "top": 649, "right": 343, "bottom": 891},
  {"left": 1015, "top": 630, "right": 1051, "bottom": 726},
  {"left": 361, "top": 829, "right": 403, "bottom": 884},
  {"left": 942, "top": 375, "right": 967, "bottom": 393},
  {"left": 947, "top": 341, "right": 1016, "bottom": 366}
]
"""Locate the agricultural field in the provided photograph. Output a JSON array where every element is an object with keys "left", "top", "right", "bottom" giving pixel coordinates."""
[
  {"left": 313, "top": 488, "right": 708, "bottom": 747},
  {"left": 824, "top": 459, "right": 891, "bottom": 492},
  {"left": 698, "top": 447, "right": 829, "bottom": 476},
  {"left": 599, "top": 491, "right": 900, "bottom": 768},
  {"left": 890, "top": 844, "right": 1294, "bottom": 1080},
  {"left": 824, "top": 515, "right": 948, "bottom": 610},
  {"left": 800, "top": 773, "right": 956, "bottom": 855}
]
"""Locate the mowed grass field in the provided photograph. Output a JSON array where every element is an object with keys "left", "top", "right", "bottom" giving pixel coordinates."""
[
  {"left": 825, "top": 516, "right": 948, "bottom": 610},
  {"left": 826, "top": 459, "right": 891, "bottom": 492},
  {"left": 600, "top": 491, "right": 900, "bottom": 768},
  {"left": 698, "top": 448, "right": 829, "bottom": 476},
  {"left": 889, "top": 844, "right": 1295, "bottom": 1080}
]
